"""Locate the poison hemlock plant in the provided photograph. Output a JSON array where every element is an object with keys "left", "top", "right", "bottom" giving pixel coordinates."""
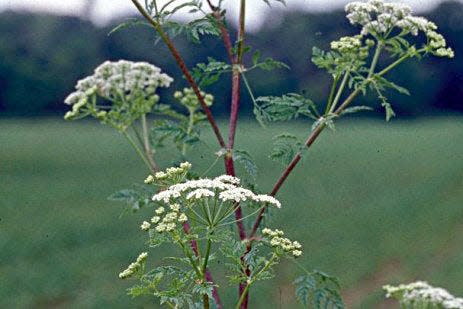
[{"left": 64, "top": 0, "right": 457, "bottom": 308}]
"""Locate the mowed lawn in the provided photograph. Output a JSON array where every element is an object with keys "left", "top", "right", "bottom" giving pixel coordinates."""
[{"left": 1, "top": 118, "right": 462, "bottom": 308}]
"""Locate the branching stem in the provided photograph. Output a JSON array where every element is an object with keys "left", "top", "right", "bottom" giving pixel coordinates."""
[
  {"left": 130, "top": 0, "right": 226, "bottom": 149},
  {"left": 122, "top": 130, "right": 153, "bottom": 172},
  {"left": 329, "top": 70, "right": 350, "bottom": 114},
  {"left": 235, "top": 253, "right": 277, "bottom": 309},
  {"left": 250, "top": 46, "right": 422, "bottom": 239}
]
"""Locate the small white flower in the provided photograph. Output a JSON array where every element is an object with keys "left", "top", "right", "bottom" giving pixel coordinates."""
[
  {"left": 136, "top": 252, "right": 148, "bottom": 263},
  {"left": 178, "top": 213, "right": 188, "bottom": 223},
  {"left": 165, "top": 223, "right": 176, "bottom": 232},
  {"left": 214, "top": 175, "right": 240, "bottom": 185},
  {"left": 140, "top": 221, "right": 151, "bottom": 231},
  {"left": 155, "top": 206, "right": 165, "bottom": 214},
  {"left": 263, "top": 227, "right": 302, "bottom": 256},
  {"left": 119, "top": 252, "right": 148, "bottom": 279},
  {"left": 170, "top": 203, "right": 181, "bottom": 212},
  {"left": 252, "top": 194, "right": 281, "bottom": 208},
  {"left": 270, "top": 238, "right": 280, "bottom": 247},
  {"left": 262, "top": 228, "right": 272, "bottom": 235},
  {"left": 155, "top": 223, "right": 166, "bottom": 233},
  {"left": 152, "top": 189, "right": 180, "bottom": 203},
  {"left": 219, "top": 187, "right": 255, "bottom": 203},
  {"left": 163, "top": 212, "right": 178, "bottom": 222},
  {"left": 187, "top": 189, "right": 215, "bottom": 200},
  {"left": 151, "top": 216, "right": 161, "bottom": 224},
  {"left": 144, "top": 175, "right": 154, "bottom": 184},
  {"left": 155, "top": 171, "right": 167, "bottom": 179},
  {"left": 180, "top": 161, "right": 192, "bottom": 170}
]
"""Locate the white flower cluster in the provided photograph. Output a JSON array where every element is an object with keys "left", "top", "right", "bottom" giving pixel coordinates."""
[
  {"left": 174, "top": 87, "right": 214, "bottom": 109},
  {"left": 384, "top": 281, "right": 463, "bottom": 309},
  {"left": 330, "top": 35, "right": 372, "bottom": 60},
  {"left": 345, "top": 0, "right": 429, "bottom": 36},
  {"left": 147, "top": 202, "right": 189, "bottom": 233},
  {"left": 330, "top": 35, "right": 362, "bottom": 53},
  {"left": 64, "top": 60, "right": 173, "bottom": 120},
  {"left": 119, "top": 252, "right": 148, "bottom": 279},
  {"left": 145, "top": 162, "right": 192, "bottom": 186},
  {"left": 152, "top": 175, "right": 281, "bottom": 208},
  {"left": 344, "top": 0, "right": 454, "bottom": 58},
  {"left": 140, "top": 202, "right": 189, "bottom": 234},
  {"left": 427, "top": 31, "right": 455, "bottom": 58},
  {"left": 262, "top": 228, "right": 302, "bottom": 258}
]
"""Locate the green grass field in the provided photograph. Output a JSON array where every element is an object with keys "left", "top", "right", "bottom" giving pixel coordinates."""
[{"left": 1, "top": 118, "right": 462, "bottom": 308}]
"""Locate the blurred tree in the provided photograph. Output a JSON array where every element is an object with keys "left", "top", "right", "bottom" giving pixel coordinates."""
[{"left": 0, "top": 1, "right": 461, "bottom": 116}]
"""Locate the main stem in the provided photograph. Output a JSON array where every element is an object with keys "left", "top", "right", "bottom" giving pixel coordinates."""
[
  {"left": 227, "top": 1, "right": 251, "bottom": 307},
  {"left": 227, "top": 0, "right": 247, "bottom": 241}
]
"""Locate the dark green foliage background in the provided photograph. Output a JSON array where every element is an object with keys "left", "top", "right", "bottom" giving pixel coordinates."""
[
  {"left": 1, "top": 118, "right": 462, "bottom": 308},
  {"left": 0, "top": 1, "right": 462, "bottom": 116}
]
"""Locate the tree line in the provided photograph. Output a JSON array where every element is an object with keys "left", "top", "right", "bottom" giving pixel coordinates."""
[{"left": 0, "top": 1, "right": 461, "bottom": 117}]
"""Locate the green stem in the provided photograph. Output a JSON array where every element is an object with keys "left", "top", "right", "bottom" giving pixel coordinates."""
[
  {"left": 334, "top": 47, "right": 422, "bottom": 114},
  {"left": 236, "top": 284, "right": 250, "bottom": 309},
  {"left": 201, "top": 201, "right": 212, "bottom": 225},
  {"left": 328, "top": 70, "right": 350, "bottom": 114},
  {"left": 122, "top": 131, "right": 153, "bottom": 172},
  {"left": 178, "top": 240, "right": 202, "bottom": 278},
  {"left": 377, "top": 48, "right": 424, "bottom": 78},
  {"left": 182, "top": 107, "right": 195, "bottom": 156},
  {"left": 368, "top": 41, "right": 383, "bottom": 78},
  {"left": 324, "top": 74, "right": 340, "bottom": 114},
  {"left": 202, "top": 233, "right": 213, "bottom": 275},
  {"left": 213, "top": 200, "right": 225, "bottom": 224},
  {"left": 235, "top": 253, "right": 278, "bottom": 309},
  {"left": 241, "top": 73, "right": 257, "bottom": 106},
  {"left": 217, "top": 207, "right": 262, "bottom": 227},
  {"left": 130, "top": 124, "right": 144, "bottom": 147},
  {"left": 141, "top": 114, "right": 158, "bottom": 172},
  {"left": 200, "top": 155, "right": 221, "bottom": 178}
]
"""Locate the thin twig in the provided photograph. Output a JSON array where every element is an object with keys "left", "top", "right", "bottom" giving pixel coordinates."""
[{"left": 141, "top": 114, "right": 158, "bottom": 172}]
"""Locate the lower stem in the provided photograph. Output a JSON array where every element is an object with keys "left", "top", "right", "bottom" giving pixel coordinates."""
[
  {"left": 203, "top": 294, "right": 210, "bottom": 309},
  {"left": 236, "top": 284, "right": 250, "bottom": 309}
]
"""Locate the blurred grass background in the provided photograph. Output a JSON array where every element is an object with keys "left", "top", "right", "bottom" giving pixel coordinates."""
[{"left": 1, "top": 117, "right": 462, "bottom": 308}]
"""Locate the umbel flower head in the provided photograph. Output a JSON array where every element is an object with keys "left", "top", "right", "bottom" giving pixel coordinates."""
[
  {"left": 174, "top": 87, "right": 214, "bottom": 110},
  {"left": 141, "top": 163, "right": 281, "bottom": 234},
  {"left": 262, "top": 228, "right": 303, "bottom": 258},
  {"left": 344, "top": 0, "right": 454, "bottom": 58},
  {"left": 64, "top": 60, "right": 173, "bottom": 130},
  {"left": 384, "top": 281, "right": 463, "bottom": 308},
  {"left": 119, "top": 252, "right": 148, "bottom": 279}
]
